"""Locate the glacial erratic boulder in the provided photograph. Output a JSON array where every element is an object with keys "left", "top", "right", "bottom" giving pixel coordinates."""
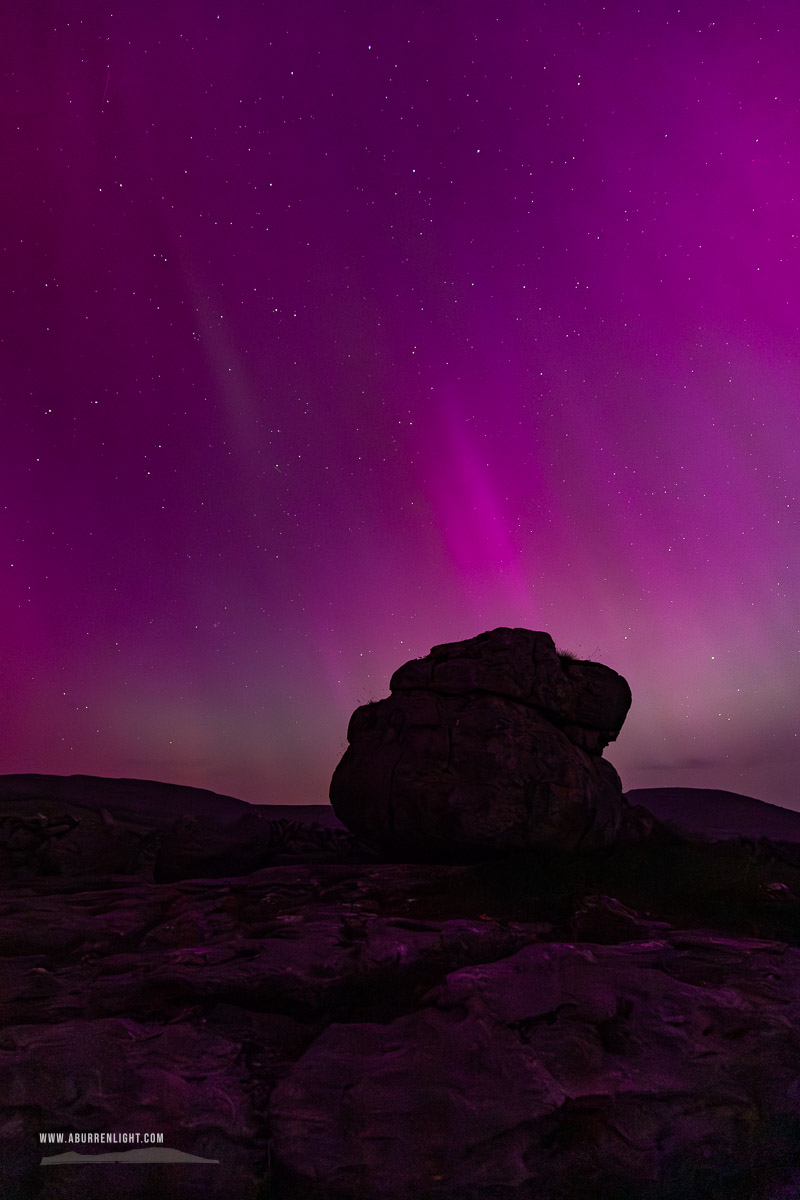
[{"left": 330, "top": 629, "right": 632, "bottom": 856}]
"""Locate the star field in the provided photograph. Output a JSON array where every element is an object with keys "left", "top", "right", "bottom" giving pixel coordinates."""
[{"left": 2, "top": 1, "right": 799, "bottom": 807}]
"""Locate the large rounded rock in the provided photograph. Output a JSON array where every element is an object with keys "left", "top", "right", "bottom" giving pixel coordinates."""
[{"left": 330, "top": 629, "right": 631, "bottom": 856}]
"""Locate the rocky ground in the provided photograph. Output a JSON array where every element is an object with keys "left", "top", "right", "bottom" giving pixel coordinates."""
[
  {"left": 4, "top": 631, "right": 800, "bottom": 1199},
  {"left": 4, "top": 774, "right": 800, "bottom": 1199}
]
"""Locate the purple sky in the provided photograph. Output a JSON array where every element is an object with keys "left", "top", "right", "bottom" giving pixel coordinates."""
[{"left": 3, "top": 2, "right": 799, "bottom": 809}]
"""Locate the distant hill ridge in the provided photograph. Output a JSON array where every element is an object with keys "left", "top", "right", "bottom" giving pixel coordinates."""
[
  {"left": 0, "top": 773, "right": 343, "bottom": 829},
  {"left": 625, "top": 786, "right": 800, "bottom": 844},
  {"left": 0, "top": 772, "right": 798, "bottom": 843}
]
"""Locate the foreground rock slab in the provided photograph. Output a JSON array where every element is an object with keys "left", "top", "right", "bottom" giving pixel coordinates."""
[
  {"left": 270, "top": 934, "right": 800, "bottom": 1200},
  {"left": 0, "top": 860, "right": 539, "bottom": 1200},
  {"left": 6, "top": 775, "right": 800, "bottom": 1199}
]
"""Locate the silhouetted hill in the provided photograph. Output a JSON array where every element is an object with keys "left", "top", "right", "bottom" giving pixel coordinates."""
[
  {"left": 0, "top": 772, "right": 343, "bottom": 829},
  {"left": 627, "top": 786, "right": 800, "bottom": 843}
]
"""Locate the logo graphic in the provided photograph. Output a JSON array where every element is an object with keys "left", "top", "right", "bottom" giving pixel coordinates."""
[{"left": 41, "top": 1147, "right": 219, "bottom": 1165}]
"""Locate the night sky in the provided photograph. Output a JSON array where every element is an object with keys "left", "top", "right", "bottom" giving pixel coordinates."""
[{"left": 3, "top": 2, "right": 799, "bottom": 809}]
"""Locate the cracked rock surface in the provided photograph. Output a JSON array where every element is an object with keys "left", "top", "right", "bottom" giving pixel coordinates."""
[
  {"left": 270, "top": 934, "right": 800, "bottom": 1200},
  {"left": 6, "top": 769, "right": 800, "bottom": 1198}
]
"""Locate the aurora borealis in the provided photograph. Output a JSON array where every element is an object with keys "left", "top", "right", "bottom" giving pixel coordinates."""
[{"left": 3, "top": 1, "right": 799, "bottom": 808}]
